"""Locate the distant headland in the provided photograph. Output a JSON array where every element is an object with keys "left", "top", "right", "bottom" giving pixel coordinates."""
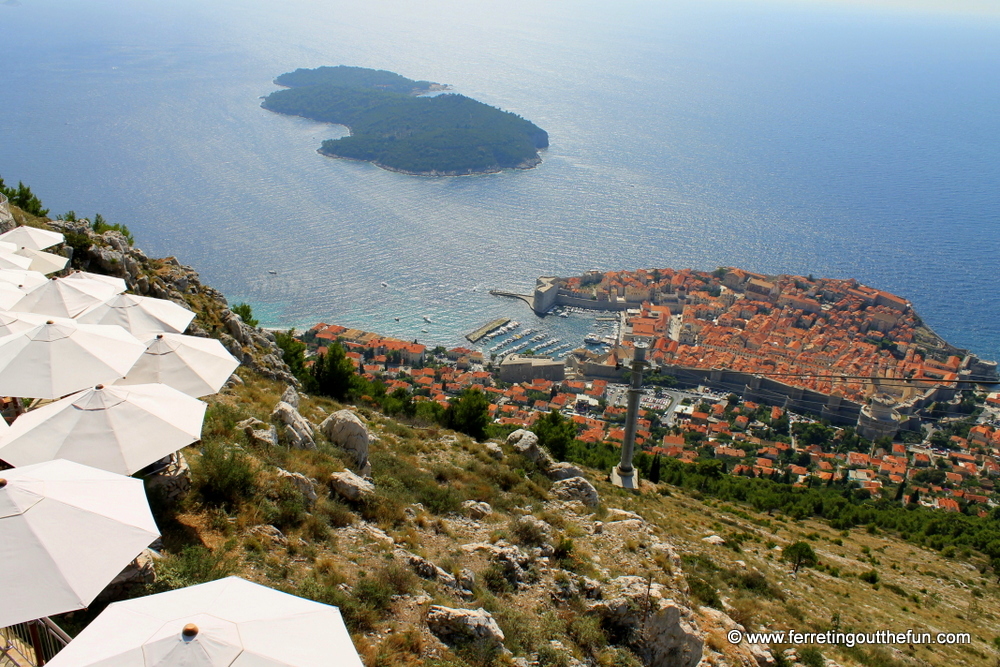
[{"left": 261, "top": 65, "right": 549, "bottom": 176}]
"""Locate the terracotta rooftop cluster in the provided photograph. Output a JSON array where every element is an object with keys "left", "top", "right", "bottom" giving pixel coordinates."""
[{"left": 578, "top": 268, "right": 958, "bottom": 402}]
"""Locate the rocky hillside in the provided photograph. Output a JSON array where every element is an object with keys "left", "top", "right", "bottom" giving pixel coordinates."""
[{"left": 7, "top": 205, "right": 999, "bottom": 667}]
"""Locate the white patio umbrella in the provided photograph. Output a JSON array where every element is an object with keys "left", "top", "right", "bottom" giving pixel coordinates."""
[
  {"left": 0, "top": 225, "right": 64, "bottom": 250},
  {"left": 117, "top": 333, "right": 239, "bottom": 398},
  {"left": 0, "top": 459, "right": 159, "bottom": 628},
  {"left": 0, "top": 250, "right": 34, "bottom": 270},
  {"left": 0, "top": 267, "right": 49, "bottom": 290},
  {"left": 0, "top": 383, "right": 207, "bottom": 475},
  {"left": 0, "top": 281, "right": 30, "bottom": 310},
  {"left": 77, "top": 293, "right": 195, "bottom": 337},
  {"left": 45, "top": 577, "right": 364, "bottom": 667},
  {"left": 13, "top": 276, "right": 119, "bottom": 318},
  {"left": 13, "top": 246, "right": 69, "bottom": 274},
  {"left": 0, "top": 240, "right": 17, "bottom": 253},
  {"left": 63, "top": 270, "right": 128, "bottom": 294},
  {"left": 0, "top": 310, "right": 64, "bottom": 336},
  {"left": 0, "top": 319, "right": 145, "bottom": 399}
]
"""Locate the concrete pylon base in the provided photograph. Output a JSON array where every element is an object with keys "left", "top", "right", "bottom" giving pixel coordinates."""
[{"left": 610, "top": 465, "right": 640, "bottom": 490}]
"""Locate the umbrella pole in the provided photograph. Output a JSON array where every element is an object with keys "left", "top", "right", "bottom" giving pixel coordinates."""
[
  {"left": 28, "top": 619, "right": 46, "bottom": 665},
  {"left": 12, "top": 397, "right": 25, "bottom": 417}
]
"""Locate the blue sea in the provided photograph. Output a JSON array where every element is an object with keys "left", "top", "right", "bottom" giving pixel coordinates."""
[{"left": 2, "top": 0, "right": 999, "bottom": 360}]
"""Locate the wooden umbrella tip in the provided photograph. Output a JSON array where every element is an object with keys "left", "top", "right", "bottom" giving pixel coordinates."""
[
  {"left": 0, "top": 479, "right": 7, "bottom": 489},
  {"left": 95, "top": 384, "right": 104, "bottom": 390},
  {"left": 46, "top": 320, "right": 54, "bottom": 325},
  {"left": 156, "top": 334, "right": 164, "bottom": 339},
  {"left": 182, "top": 623, "right": 199, "bottom": 638}
]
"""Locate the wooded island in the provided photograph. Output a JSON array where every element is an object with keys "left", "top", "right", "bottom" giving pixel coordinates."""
[{"left": 262, "top": 66, "right": 549, "bottom": 175}]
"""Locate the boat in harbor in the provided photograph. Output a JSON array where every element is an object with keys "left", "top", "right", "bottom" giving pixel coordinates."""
[{"left": 423, "top": 315, "right": 432, "bottom": 322}]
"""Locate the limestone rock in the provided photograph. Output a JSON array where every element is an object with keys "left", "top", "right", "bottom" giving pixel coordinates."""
[
  {"left": 329, "top": 469, "right": 374, "bottom": 502},
  {"left": 281, "top": 385, "right": 300, "bottom": 408},
  {"left": 485, "top": 441, "right": 504, "bottom": 460},
  {"left": 319, "top": 409, "right": 371, "bottom": 474},
  {"left": 606, "top": 508, "right": 643, "bottom": 522},
  {"left": 702, "top": 534, "right": 726, "bottom": 546},
  {"left": 588, "top": 576, "right": 703, "bottom": 667},
  {"left": 238, "top": 417, "right": 278, "bottom": 448},
  {"left": 506, "top": 429, "right": 554, "bottom": 467},
  {"left": 517, "top": 514, "right": 552, "bottom": 541},
  {"left": 547, "top": 461, "right": 584, "bottom": 480},
  {"left": 458, "top": 568, "right": 476, "bottom": 592},
  {"left": 271, "top": 401, "right": 316, "bottom": 450},
  {"left": 276, "top": 468, "right": 318, "bottom": 507},
  {"left": 462, "top": 500, "right": 492, "bottom": 519},
  {"left": 395, "top": 549, "right": 458, "bottom": 588},
  {"left": 426, "top": 606, "right": 505, "bottom": 649},
  {"left": 551, "top": 476, "right": 599, "bottom": 507},
  {"left": 249, "top": 524, "right": 287, "bottom": 546},
  {"left": 462, "top": 541, "right": 533, "bottom": 587}
]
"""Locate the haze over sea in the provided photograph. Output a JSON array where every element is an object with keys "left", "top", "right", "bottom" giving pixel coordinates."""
[{"left": 3, "top": 0, "right": 999, "bottom": 361}]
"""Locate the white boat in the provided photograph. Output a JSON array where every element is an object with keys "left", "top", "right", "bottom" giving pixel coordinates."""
[
  {"left": 381, "top": 281, "right": 388, "bottom": 287},
  {"left": 423, "top": 315, "right": 432, "bottom": 322}
]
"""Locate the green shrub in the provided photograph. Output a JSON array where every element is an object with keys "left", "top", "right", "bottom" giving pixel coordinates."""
[
  {"left": 155, "top": 545, "right": 236, "bottom": 591},
  {"left": 569, "top": 614, "right": 607, "bottom": 652},
  {"left": 799, "top": 646, "right": 825, "bottom": 667},
  {"left": 193, "top": 441, "right": 258, "bottom": 509},
  {"left": 510, "top": 517, "right": 549, "bottom": 547},
  {"left": 859, "top": 569, "right": 880, "bottom": 585},
  {"left": 91, "top": 213, "right": 134, "bottom": 245},
  {"left": 687, "top": 576, "right": 721, "bottom": 608},
  {"left": 537, "top": 645, "right": 570, "bottom": 667},
  {"left": 231, "top": 302, "right": 259, "bottom": 327},
  {"left": 481, "top": 563, "right": 515, "bottom": 594}
]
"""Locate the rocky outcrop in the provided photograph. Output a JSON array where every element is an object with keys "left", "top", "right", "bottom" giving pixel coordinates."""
[
  {"left": 506, "top": 429, "right": 553, "bottom": 468},
  {"left": 485, "top": 441, "right": 504, "bottom": 460},
  {"left": 319, "top": 409, "right": 371, "bottom": 474},
  {"left": 395, "top": 549, "right": 458, "bottom": 588},
  {"left": 237, "top": 417, "right": 279, "bottom": 448},
  {"left": 547, "top": 461, "right": 584, "bottom": 481},
  {"left": 280, "top": 385, "right": 300, "bottom": 408},
  {"left": 462, "top": 500, "right": 492, "bottom": 520},
  {"left": 588, "top": 576, "right": 703, "bottom": 667},
  {"left": 329, "top": 469, "right": 374, "bottom": 502},
  {"left": 276, "top": 468, "right": 318, "bottom": 507},
  {"left": 426, "top": 606, "right": 505, "bottom": 650},
  {"left": 551, "top": 476, "right": 599, "bottom": 507},
  {"left": 248, "top": 524, "right": 288, "bottom": 547},
  {"left": 462, "top": 541, "right": 533, "bottom": 588},
  {"left": 271, "top": 401, "right": 316, "bottom": 449}
]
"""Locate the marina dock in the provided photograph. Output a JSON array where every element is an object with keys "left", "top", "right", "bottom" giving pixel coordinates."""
[{"left": 466, "top": 317, "right": 511, "bottom": 343}]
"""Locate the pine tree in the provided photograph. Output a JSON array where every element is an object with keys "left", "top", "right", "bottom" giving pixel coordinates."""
[
  {"left": 443, "top": 388, "right": 490, "bottom": 441},
  {"left": 532, "top": 409, "right": 575, "bottom": 460},
  {"left": 649, "top": 454, "right": 662, "bottom": 484},
  {"left": 310, "top": 342, "right": 355, "bottom": 400}
]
